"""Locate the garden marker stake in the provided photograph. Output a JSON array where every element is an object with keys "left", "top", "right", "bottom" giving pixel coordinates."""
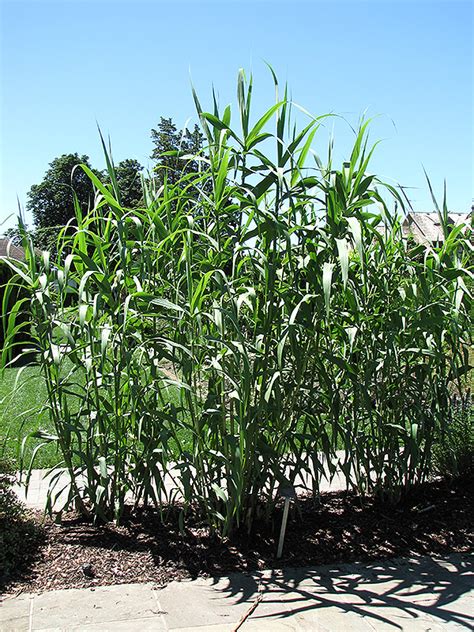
[{"left": 277, "top": 483, "right": 296, "bottom": 559}]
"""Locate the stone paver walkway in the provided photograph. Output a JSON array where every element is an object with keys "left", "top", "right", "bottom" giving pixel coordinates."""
[{"left": 1, "top": 553, "right": 472, "bottom": 631}]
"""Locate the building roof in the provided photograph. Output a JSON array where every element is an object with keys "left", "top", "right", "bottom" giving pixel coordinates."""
[
  {"left": 0, "top": 238, "right": 27, "bottom": 261},
  {"left": 402, "top": 212, "right": 471, "bottom": 244}
]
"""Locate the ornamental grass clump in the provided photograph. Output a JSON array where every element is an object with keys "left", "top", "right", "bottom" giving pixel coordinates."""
[{"left": 2, "top": 68, "right": 472, "bottom": 534}]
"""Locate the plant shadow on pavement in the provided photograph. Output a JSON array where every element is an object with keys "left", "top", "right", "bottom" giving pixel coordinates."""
[{"left": 213, "top": 554, "right": 473, "bottom": 630}]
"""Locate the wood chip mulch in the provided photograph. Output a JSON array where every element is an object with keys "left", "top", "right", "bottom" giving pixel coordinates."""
[{"left": 2, "top": 475, "right": 472, "bottom": 595}]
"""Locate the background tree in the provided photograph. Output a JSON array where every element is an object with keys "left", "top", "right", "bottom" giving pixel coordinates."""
[
  {"left": 26, "top": 153, "right": 96, "bottom": 229},
  {"left": 150, "top": 118, "right": 205, "bottom": 186},
  {"left": 104, "top": 159, "right": 144, "bottom": 208}
]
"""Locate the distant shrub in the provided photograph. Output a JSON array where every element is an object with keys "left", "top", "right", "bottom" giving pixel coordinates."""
[
  {"left": 0, "top": 458, "right": 42, "bottom": 584},
  {"left": 433, "top": 395, "right": 473, "bottom": 480},
  {"left": 0, "top": 458, "right": 22, "bottom": 520}
]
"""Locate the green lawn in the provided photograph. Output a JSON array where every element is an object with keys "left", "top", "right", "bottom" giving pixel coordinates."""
[
  {"left": 0, "top": 362, "right": 187, "bottom": 470},
  {"left": 0, "top": 363, "right": 58, "bottom": 469}
]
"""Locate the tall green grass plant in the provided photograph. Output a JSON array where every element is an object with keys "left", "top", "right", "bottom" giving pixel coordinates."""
[{"left": 2, "top": 69, "right": 472, "bottom": 533}]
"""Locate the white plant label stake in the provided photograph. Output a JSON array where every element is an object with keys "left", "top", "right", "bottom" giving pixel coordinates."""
[{"left": 276, "top": 483, "right": 296, "bottom": 559}]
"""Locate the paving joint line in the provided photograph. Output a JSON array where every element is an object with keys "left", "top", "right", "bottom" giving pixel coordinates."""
[
  {"left": 28, "top": 595, "right": 34, "bottom": 632},
  {"left": 152, "top": 586, "right": 170, "bottom": 631}
]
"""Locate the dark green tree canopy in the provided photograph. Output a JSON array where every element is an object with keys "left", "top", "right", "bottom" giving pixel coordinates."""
[
  {"left": 150, "top": 118, "right": 205, "bottom": 186},
  {"left": 27, "top": 153, "right": 96, "bottom": 229},
  {"left": 107, "top": 158, "right": 144, "bottom": 208}
]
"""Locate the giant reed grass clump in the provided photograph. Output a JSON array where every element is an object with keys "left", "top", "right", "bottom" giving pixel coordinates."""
[{"left": 2, "top": 69, "right": 472, "bottom": 533}]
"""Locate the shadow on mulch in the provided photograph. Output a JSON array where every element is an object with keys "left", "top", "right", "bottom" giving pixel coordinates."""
[
  {"left": 2, "top": 475, "right": 473, "bottom": 595},
  {"left": 0, "top": 511, "right": 45, "bottom": 593}
]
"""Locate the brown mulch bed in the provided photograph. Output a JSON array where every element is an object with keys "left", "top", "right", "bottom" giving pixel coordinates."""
[{"left": 2, "top": 476, "right": 473, "bottom": 595}]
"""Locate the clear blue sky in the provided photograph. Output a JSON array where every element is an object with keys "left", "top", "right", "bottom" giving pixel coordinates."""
[{"left": 1, "top": 0, "right": 472, "bottom": 230}]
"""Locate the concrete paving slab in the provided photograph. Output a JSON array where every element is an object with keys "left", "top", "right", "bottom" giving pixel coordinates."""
[
  {"left": 14, "top": 469, "right": 73, "bottom": 510},
  {"left": 0, "top": 593, "right": 33, "bottom": 632},
  {"left": 286, "top": 605, "right": 432, "bottom": 631},
  {"left": 172, "top": 624, "right": 300, "bottom": 632},
  {"left": 155, "top": 576, "right": 253, "bottom": 629},
  {"left": 170, "top": 627, "right": 231, "bottom": 632},
  {"left": 0, "top": 615, "right": 30, "bottom": 632},
  {"left": 31, "top": 583, "right": 165, "bottom": 630},
  {"left": 30, "top": 627, "right": 161, "bottom": 632},
  {"left": 250, "top": 556, "right": 473, "bottom": 630},
  {"left": 66, "top": 617, "right": 168, "bottom": 631},
  {"left": 240, "top": 623, "right": 302, "bottom": 631}
]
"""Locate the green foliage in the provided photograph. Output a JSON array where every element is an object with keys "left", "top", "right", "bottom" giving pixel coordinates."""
[
  {"left": 0, "top": 362, "right": 185, "bottom": 471},
  {"left": 1, "top": 362, "right": 76, "bottom": 469},
  {"left": 2, "top": 69, "right": 472, "bottom": 535},
  {"left": 0, "top": 260, "right": 34, "bottom": 365},
  {"left": 15, "top": 154, "right": 144, "bottom": 258},
  {"left": 150, "top": 117, "right": 205, "bottom": 187},
  {"left": 103, "top": 158, "right": 144, "bottom": 208},
  {"left": 27, "top": 153, "right": 97, "bottom": 229},
  {"left": 0, "top": 458, "right": 41, "bottom": 584},
  {"left": 0, "top": 458, "right": 22, "bottom": 521},
  {"left": 432, "top": 396, "right": 473, "bottom": 480},
  {"left": 4, "top": 225, "right": 66, "bottom": 260},
  {"left": 32, "top": 226, "right": 64, "bottom": 254}
]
